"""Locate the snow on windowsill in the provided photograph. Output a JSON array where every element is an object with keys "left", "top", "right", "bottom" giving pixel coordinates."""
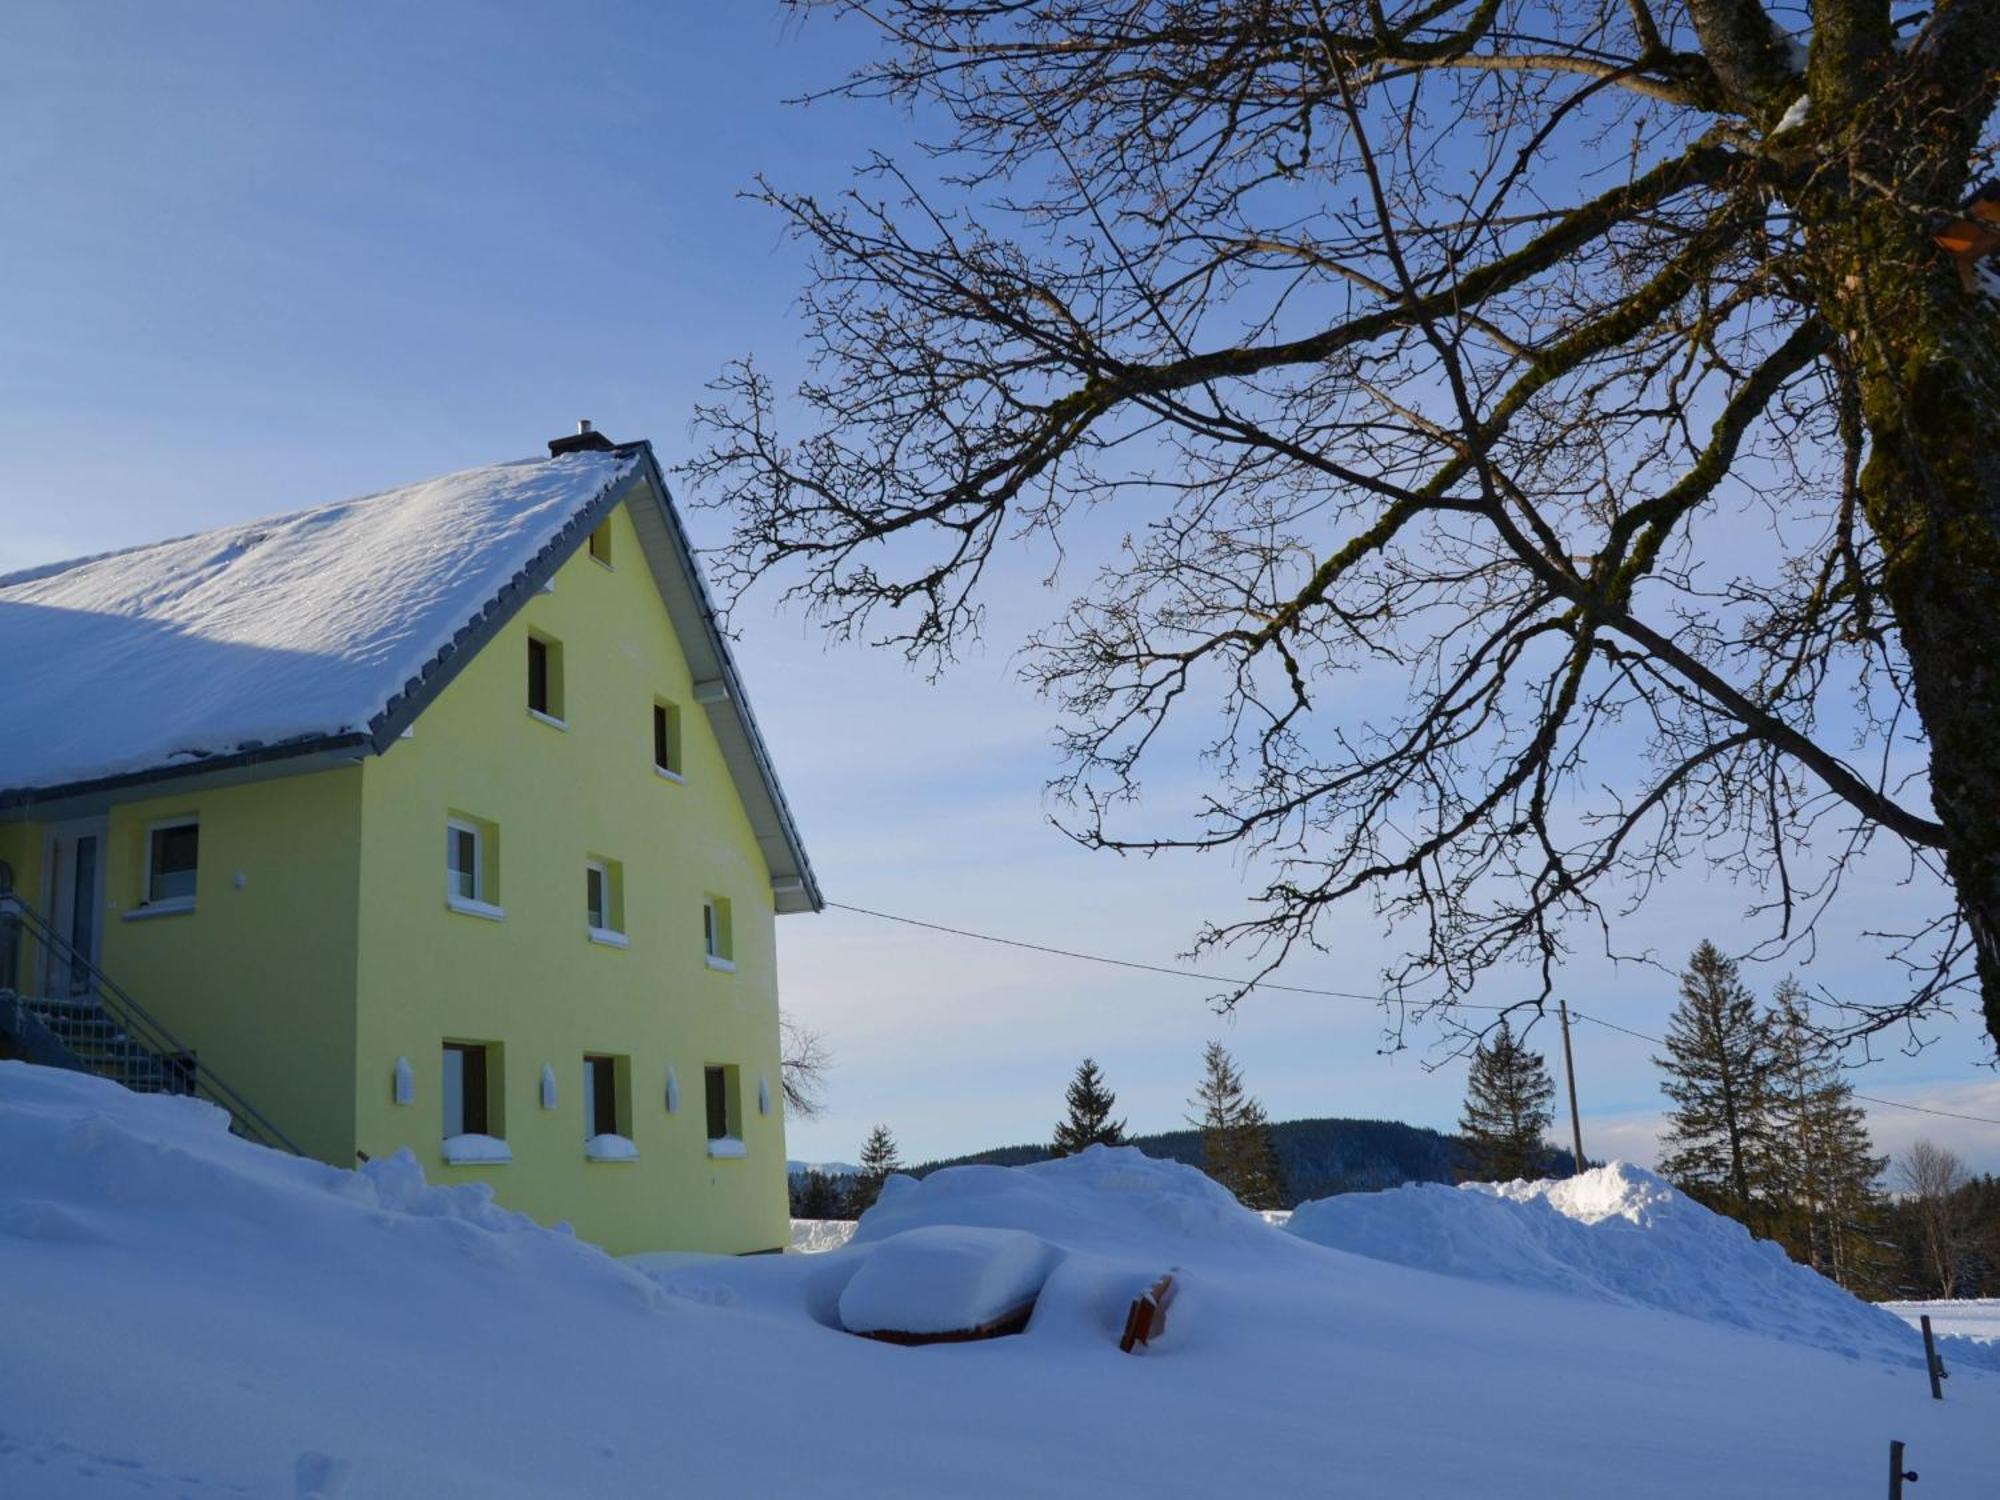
[
  {"left": 447, "top": 896, "right": 506, "bottom": 922},
  {"left": 587, "top": 927, "right": 630, "bottom": 949},
  {"left": 705, "top": 955, "right": 736, "bottom": 973},
  {"left": 585, "top": 1134, "right": 638, "bottom": 1163},
  {"left": 123, "top": 898, "right": 196, "bottom": 922},
  {"left": 441, "top": 1134, "right": 513, "bottom": 1165},
  {"left": 654, "top": 766, "right": 685, "bottom": 784},
  {"left": 707, "top": 1137, "right": 747, "bottom": 1160},
  {"left": 528, "top": 708, "right": 569, "bottom": 732}
]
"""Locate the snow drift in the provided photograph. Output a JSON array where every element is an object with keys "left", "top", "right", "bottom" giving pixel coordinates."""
[
  {"left": 1289, "top": 1163, "right": 1999, "bottom": 1372},
  {"left": 5, "top": 1068, "right": 1996, "bottom": 1498}
]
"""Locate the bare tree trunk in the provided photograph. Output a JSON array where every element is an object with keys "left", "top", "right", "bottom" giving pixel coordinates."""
[{"left": 1805, "top": 150, "right": 2000, "bottom": 1039}]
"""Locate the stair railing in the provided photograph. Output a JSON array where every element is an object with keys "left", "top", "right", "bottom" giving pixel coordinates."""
[{"left": 0, "top": 894, "right": 303, "bottom": 1156}]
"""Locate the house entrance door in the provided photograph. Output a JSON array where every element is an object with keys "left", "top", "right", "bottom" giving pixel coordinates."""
[{"left": 40, "top": 818, "right": 107, "bottom": 998}]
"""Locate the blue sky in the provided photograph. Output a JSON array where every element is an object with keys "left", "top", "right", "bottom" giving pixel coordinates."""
[{"left": 3, "top": 1, "right": 1995, "bottom": 1174}]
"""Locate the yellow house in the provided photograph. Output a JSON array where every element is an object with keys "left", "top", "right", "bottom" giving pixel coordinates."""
[{"left": 0, "top": 427, "right": 821, "bottom": 1254}]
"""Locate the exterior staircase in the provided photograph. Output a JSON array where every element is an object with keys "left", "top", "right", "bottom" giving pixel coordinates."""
[{"left": 0, "top": 892, "right": 300, "bottom": 1154}]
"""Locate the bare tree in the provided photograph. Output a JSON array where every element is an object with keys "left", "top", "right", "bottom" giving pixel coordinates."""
[
  {"left": 780, "top": 1011, "right": 833, "bottom": 1120},
  {"left": 1898, "top": 1137, "right": 1970, "bottom": 1297},
  {"left": 691, "top": 0, "right": 2000, "bottom": 1054}
]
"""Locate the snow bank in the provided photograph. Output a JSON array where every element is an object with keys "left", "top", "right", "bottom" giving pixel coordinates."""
[
  {"left": 8, "top": 1066, "right": 1998, "bottom": 1498},
  {"left": 0, "top": 450, "right": 636, "bottom": 793},
  {"left": 838, "top": 1226, "right": 1060, "bottom": 1336},
  {"left": 1289, "top": 1163, "right": 1997, "bottom": 1371}
]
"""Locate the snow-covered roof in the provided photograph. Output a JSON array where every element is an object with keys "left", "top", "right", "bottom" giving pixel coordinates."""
[{"left": 0, "top": 445, "right": 820, "bottom": 912}]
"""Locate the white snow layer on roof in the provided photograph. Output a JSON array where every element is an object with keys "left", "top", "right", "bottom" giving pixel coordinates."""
[{"left": 0, "top": 450, "right": 637, "bottom": 795}]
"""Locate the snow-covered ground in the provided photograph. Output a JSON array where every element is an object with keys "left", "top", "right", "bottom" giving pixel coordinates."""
[
  {"left": 1884, "top": 1299, "right": 2000, "bottom": 1345},
  {"left": 3, "top": 1062, "right": 1995, "bottom": 1497}
]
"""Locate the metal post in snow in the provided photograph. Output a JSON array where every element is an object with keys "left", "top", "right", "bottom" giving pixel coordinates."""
[
  {"left": 1920, "top": 1315, "right": 1945, "bottom": 1400},
  {"left": 1558, "top": 999, "right": 1586, "bottom": 1175},
  {"left": 1889, "top": 1439, "right": 1918, "bottom": 1498}
]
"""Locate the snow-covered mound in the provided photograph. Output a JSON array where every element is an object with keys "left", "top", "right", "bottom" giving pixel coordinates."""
[
  {"left": 854, "top": 1144, "right": 1276, "bottom": 1254},
  {"left": 838, "top": 1226, "right": 1060, "bottom": 1335},
  {"left": 1289, "top": 1163, "right": 1996, "bottom": 1371},
  {"left": 7, "top": 1066, "right": 1997, "bottom": 1498}
]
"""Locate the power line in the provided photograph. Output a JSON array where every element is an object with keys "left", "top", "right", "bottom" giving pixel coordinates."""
[
  {"left": 826, "top": 900, "right": 1511, "bottom": 1009},
  {"left": 1568, "top": 1009, "right": 2000, "bottom": 1128},
  {"left": 825, "top": 899, "right": 2000, "bottom": 1128}
]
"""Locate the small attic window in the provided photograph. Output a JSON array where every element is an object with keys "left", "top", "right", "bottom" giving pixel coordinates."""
[{"left": 588, "top": 520, "right": 613, "bottom": 567}]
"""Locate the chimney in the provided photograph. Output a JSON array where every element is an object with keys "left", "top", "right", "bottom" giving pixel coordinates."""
[{"left": 548, "top": 418, "right": 616, "bottom": 457}]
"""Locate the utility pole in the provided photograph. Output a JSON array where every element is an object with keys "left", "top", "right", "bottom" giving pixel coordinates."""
[{"left": 1558, "top": 999, "right": 1586, "bottom": 1176}]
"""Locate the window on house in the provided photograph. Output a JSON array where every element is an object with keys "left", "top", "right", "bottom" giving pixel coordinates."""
[
  {"left": 583, "top": 1054, "right": 621, "bottom": 1138},
  {"left": 442, "top": 1041, "right": 492, "bottom": 1137},
  {"left": 445, "top": 815, "right": 500, "bottom": 914},
  {"left": 703, "top": 896, "right": 733, "bottom": 968},
  {"left": 585, "top": 858, "right": 625, "bottom": 942},
  {"left": 652, "top": 701, "right": 683, "bottom": 778},
  {"left": 704, "top": 1065, "right": 736, "bottom": 1141},
  {"left": 588, "top": 520, "right": 613, "bottom": 567},
  {"left": 146, "top": 820, "right": 199, "bottom": 905},
  {"left": 527, "top": 633, "right": 565, "bottom": 722}
]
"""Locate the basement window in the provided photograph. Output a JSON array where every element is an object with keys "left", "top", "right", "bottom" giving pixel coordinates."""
[
  {"left": 583, "top": 1053, "right": 634, "bottom": 1160},
  {"left": 146, "top": 819, "right": 199, "bottom": 907},
  {"left": 442, "top": 1040, "right": 508, "bottom": 1161},
  {"left": 527, "top": 633, "right": 566, "bottom": 726},
  {"left": 704, "top": 1064, "right": 743, "bottom": 1154}
]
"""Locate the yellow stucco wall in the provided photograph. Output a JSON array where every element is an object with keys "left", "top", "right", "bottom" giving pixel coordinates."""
[
  {"left": 80, "top": 770, "right": 363, "bottom": 1165},
  {"left": 351, "top": 498, "right": 791, "bottom": 1255}
]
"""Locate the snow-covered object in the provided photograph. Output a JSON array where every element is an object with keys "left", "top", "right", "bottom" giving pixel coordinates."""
[
  {"left": 585, "top": 1133, "right": 638, "bottom": 1163},
  {"left": 1774, "top": 94, "right": 1810, "bottom": 133},
  {"left": 392, "top": 1055, "right": 413, "bottom": 1106},
  {"left": 790, "top": 1218, "right": 858, "bottom": 1254},
  {"left": 852, "top": 1144, "right": 1274, "bottom": 1254},
  {"left": 707, "top": 1137, "right": 746, "bottom": 1159},
  {"left": 540, "top": 1063, "right": 558, "bottom": 1111},
  {"left": 0, "top": 450, "right": 637, "bottom": 794},
  {"left": 440, "top": 1133, "right": 513, "bottom": 1165},
  {"left": 837, "top": 1226, "right": 1059, "bottom": 1336},
  {"left": 1288, "top": 1163, "right": 1994, "bottom": 1371}
]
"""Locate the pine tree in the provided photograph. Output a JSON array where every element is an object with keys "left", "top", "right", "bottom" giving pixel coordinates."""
[
  {"left": 1458, "top": 1018, "right": 1556, "bottom": 1182},
  {"left": 1051, "top": 1057, "right": 1126, "bottom": 1155},
  {"left": 848, "top": 1124, "right": 903, "bottom": 1216},
  {"left": 1188, "top": 1041, "right": 1286, "bottom": 1209},
  {"left": 1655, "top": 941, "right": 1774, "bottom": 1230},
  {"left": 1764, "top": 979, "right": 1887, "bottom": 1288}
]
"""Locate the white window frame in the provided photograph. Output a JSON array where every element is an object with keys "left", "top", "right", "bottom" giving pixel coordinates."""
[
  {"left": 446, "top": 819, "right": 503, "bottom": 919},
  {"left": 586, "top": 859, "right": 627, "bottom": 946},
  {"left": 143, "top": 817, "right": 200, "bottom": 911}
]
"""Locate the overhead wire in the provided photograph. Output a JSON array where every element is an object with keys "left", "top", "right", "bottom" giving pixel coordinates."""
[{"left": 827, "top": 900, "right": 2000, "bottom": 1128}]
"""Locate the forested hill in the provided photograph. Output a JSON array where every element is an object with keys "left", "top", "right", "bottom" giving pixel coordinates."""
[{"left": 910, "top": 1117, "right": 1577, "bottom": 1210}]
